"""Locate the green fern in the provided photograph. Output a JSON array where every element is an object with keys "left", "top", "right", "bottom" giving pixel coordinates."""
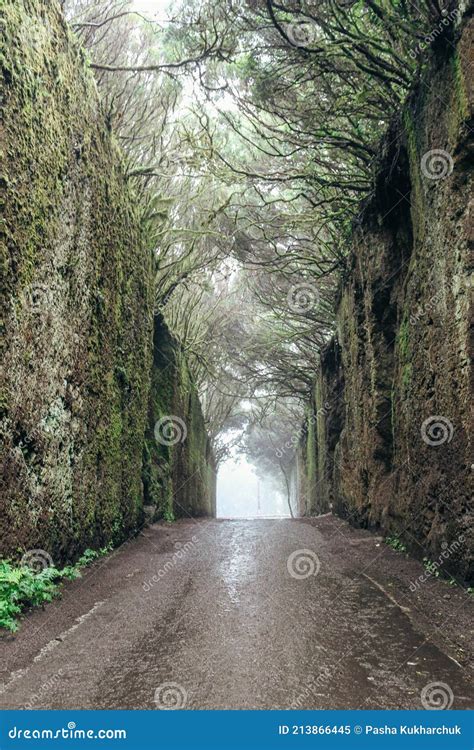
[{"left": 0, "top": 544, "right": 112, "bottom": 633}]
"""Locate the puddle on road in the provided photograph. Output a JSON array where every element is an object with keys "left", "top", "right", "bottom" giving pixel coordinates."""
[{"left": 219, "top": 528, "right": 257, "bottom": 605}]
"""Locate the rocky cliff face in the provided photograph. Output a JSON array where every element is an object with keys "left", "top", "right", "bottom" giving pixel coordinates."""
[
  {"left": 301, "top": 17, "right": 473, "bottom": 580},
  {"left": 0, "top": 0, "right": 215, "bottom": 563},
  {"left": 143, "top": 316, "right": 216, "bottom": 521},
  {"left": 0, "top": 0, "right": 155, "bottom": 561}
]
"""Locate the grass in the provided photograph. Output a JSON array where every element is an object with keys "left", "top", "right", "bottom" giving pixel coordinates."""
[
  {"left": 0, "top": 545, "right": 112, "bottom": 633},
  {"left": 422, "top": 556, "right": 443, "bottom": 579},
  {"left": 385, "top": 535, "right": 407, "bottom": 553},
  {"left": 386, "top": 541, "right": 473, "bottom": 591},
  {"left": 422, "top": 557, "right": 466, "bottom": 588}
]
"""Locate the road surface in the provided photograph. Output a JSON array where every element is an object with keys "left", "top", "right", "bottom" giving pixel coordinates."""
[{"left": 1, "top": 516, "right": 473, "bottom": 710}]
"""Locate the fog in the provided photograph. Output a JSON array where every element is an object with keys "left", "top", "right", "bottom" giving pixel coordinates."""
[{"left": 217, "top": 453, "right": 290, "bottom": 519}]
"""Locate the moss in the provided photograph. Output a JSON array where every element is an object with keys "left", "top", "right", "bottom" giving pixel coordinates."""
[
  {"left": 397, "top": 317, "right": 410, "bottom": 359},
  {"left": 300, "top": 16, "right": 473, "bottom": 580},
  {"left": 403, "top": 109, "right": 426, "bottom": 245},
  {"left": 1, "top": 0, "right": 154, "bottom": 562},
  {"left": 306, "top": 408, "right": 317, "bottom": 513},
  {"left": 450, "top": 52, "right": 469, "bottom": 123},
  {"left": 396, "top": 316, "right": 413, "bottom": 393},
  {"left": 143, "top": 315, "right": 215, "bottom": 520},
  {"left": 401, "top": 363, "right": 412, "bottom": 390}
]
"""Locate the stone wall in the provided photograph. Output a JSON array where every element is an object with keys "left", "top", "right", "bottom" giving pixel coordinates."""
[
  {"left": 143, "top": 315, "right": 216, "bottom": 521},
  {"left": 0, "top": 0, "right": 155, "bottom": 561},
  {"left": 0, "top": 0, "right": 216, "bottom": 563},
  {"left": 301, "top": 16, "right": 473, "bottom": 580}
]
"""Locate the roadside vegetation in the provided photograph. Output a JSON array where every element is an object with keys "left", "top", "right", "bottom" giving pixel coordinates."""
[{"left": 0, "top": 546, "right": 112, "bottom": 633}]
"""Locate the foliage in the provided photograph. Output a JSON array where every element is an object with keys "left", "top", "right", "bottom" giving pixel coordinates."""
[
  {"left": 0, "top": 547, "right": 112, "bottom": 633},
  {"left": 0, "top": 561, "right": 70, "bottom": 633},
  {"left": 422, "top": 557, "right": 460, "bottom": 587},
  {"left": 385, "top": 535, "right": 407, "bottom": 553},
  {"left": 62, "top": 0, "right": 459, "bottom": 463},
  {"left": 76, "top": 544, "right": 112, "bottom": 567},
  {"left": 163, "top": 508, "right": 176, "bottom": 523}
]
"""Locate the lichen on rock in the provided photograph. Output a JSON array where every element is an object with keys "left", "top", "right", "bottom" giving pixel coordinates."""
[
  {"left": 0, "top": 0, "right": 154, "bottom": 562},
  {"left": 297, "top": 17, "right": 473, "bottom": 581}
]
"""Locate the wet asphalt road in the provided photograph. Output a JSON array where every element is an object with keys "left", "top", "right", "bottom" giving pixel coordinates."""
[{"left": 1, "top": 517, "right": 473, "bottom": 710}]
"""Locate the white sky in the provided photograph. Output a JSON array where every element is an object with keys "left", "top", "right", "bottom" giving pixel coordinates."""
[
  {"left": 217, "top": 454, "right": 290, "bottom": 519},
  {"left": 132, "top": 0, "right": 171, "bottom": 20}
]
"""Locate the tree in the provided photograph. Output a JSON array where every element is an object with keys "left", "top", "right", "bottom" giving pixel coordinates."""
[{"left": 62, "top": 0, "right": 453, "bottom": 469}]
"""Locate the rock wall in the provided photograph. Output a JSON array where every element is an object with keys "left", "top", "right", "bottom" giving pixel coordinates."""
[
  {"left": 302, "top": 16, "right": 473, "bottom": 580},
  {"left": 0, "top": 0, "right": 156, "bottom": 562},
  {"left": 290, "top": 395, "right": 320, "bottom": 517},
  {"left": 143, "top": 315, "right": 216, "bottom": 521},
  {"left": 0, "top": 0, "right": 216, "bottom": 563}
]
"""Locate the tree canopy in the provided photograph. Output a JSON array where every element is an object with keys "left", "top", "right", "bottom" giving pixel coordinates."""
[{"left": 64, "top": 0, "right": 459, "bottom": 476}]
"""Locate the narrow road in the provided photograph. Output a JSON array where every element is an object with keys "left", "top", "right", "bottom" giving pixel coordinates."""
[{"left": 1, "top": 517, "right": 473, "bottom": 710}]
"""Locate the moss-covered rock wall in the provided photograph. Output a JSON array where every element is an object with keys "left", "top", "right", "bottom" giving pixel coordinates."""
[
  {"left": 300, "top": 17, "right": 473, "bottom": 579},
  {"left": 1, "top": 0, "right": 216, "bottom": 562},
  {"left": 0, "top": 0, "right": 155, "bottom": 561},
  {"left": 143, "top": 316, "right": 216, "bottom": 521},
  {"left": 291, "top": 389, "right": 322, "bottom": 517}
]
